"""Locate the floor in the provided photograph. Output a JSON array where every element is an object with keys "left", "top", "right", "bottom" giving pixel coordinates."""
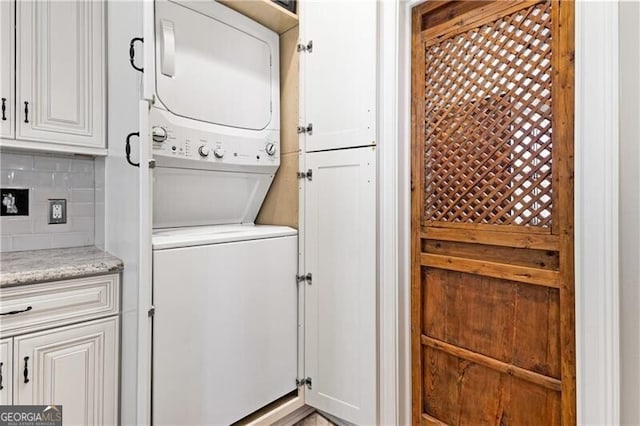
[{"left": 294, "top": 412, "right": 336, "bottom": 426}]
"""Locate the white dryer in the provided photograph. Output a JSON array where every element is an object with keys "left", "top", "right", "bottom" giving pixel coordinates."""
[{"left": 150, "top": 0, "right": 280, "bottom": 229}]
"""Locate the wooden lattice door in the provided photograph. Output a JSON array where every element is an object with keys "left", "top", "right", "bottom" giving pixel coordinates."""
[{"left": 411, "top": 1, "right": 575, "bottom": 424}]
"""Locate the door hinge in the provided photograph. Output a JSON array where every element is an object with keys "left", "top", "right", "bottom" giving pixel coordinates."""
[
  {"left": 296, "top": 377, "right": 312, "bottom": 389},
  {"left": 297, "top": 40, "right": 313, "bottom": 53},
  {"left": 296, "top": 273, "right": 312, "bottom": 285},
  {"left": 297, "top": 123, "right": 313, "bottom": 135},
  {"left": 148, "top": 306, "right": 155, "bottom": 317},
  {"left": 297, "top": 169, "right": 312, "bottom": 181}
]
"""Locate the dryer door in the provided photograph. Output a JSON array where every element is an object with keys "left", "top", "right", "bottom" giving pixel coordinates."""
[{"left": 154, "top": 0, "right": 276, "bottom": 130}]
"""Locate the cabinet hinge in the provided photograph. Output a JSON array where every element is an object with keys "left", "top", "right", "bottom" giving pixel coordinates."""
[
  {"left": 297, "top": 169, "right": 312, "bottom": 181},
  {"left": 297, "top": 123, "right": 313, "bottom": 135},
  {"left": 297, "top": 40, "right": 313, "bottom": 53},
  {"left": 296, "top": 377, "right": 312, "bottom": 389},
  {"left": 296, "top": 273, "right": 312, "bottom": 285},
  {"left": 148, "top": 306, "right": 155, "bottom": 317},
  {"left": 148, "top": 159, "right": 156, "bottom": 169}
]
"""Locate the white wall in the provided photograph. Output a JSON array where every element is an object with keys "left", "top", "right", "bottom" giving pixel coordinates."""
[
  {"left": 0, "top": 152, "right": 95, "bottom": 251},
  {"left": 619, "top": 1, "right": 640, "bottom": 424}
]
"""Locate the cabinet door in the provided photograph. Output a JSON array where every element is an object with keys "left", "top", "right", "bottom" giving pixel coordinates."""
[
  {"left": 16, "top": 0, "right": 105, "bottom": 148},
  {"left": 299, "top": 1, "right": 377, "bottom": 152},
  {"left": 14, "top": 317, "right": 118, "bottom": 425},
  {"left": 0, "top": 338, "right": 12, "bottom": 405},
  {"left": 0, "top": 0, "right": 14, "bottom": 139},
  {"left": 303, "top": 147, "right": 377, "bottom": 424}
]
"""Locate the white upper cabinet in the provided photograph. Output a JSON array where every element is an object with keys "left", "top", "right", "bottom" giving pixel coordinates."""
[
  {"left": 300, "top": 1, "right": 377, "bottom": 152},
  {"left": 0, "top": 0, "right": 14, "bottom": 139},
  {"left": 15, "top": 0, "right": 105, "bottom": 150},
  {"left": 303, "top": 147, "right": 377, "bottom": 425}
]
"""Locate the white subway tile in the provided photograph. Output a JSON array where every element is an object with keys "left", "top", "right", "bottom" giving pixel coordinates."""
[
  {"left": 33, "top": 155, "right": 72, "bottom": 172},
  {"left": 1, "top": 153, "right": 96, "bottom": 252},
  {"left": 0, "top": 170, "right": 16, "bottom": 186},
  {"left": 51, "top": 232, "right": 93, "bottom": 248},
  {"left": 12, "top": 170, "right": 54, "bottom": 188},
  {"left": 52, "top": 172, "right": 71, "bottom": 188},
  {"left": 0, "top": 218, "right": 33, "bottom": 235},
  {"left": 0, "top": 236, "right": 11, "bottom": 251},
  {"left": 69, "top": 202, "right": 94, "bottom": 217},
  {"left": 0, "top": 153, "right": 34, "bottom": 171},
  {"left": 32, "top": 189, "right": 72, "bottom": 203},
  {"left": 12, "top": 234, "right": 53, "bottom": 251},
  {"left": 32, "top": 214, "right": 73, "bottom": 233},
  {"left": 70, "top": 157, "right": 94, "bottom": 173},
  {"left": 70, "top": 216, "right": 94, "bottom": 232},
  {"left": 68, "top": 172, "right": 94, "bottom": 189},
  {"left": 71, "top": 189, "right": 94, "bottom": 203}
]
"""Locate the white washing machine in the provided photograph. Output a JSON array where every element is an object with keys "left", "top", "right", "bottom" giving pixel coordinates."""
[
  {"left": 148, "top": 2, "right": 297, "bottom": 424},
  {"left": 152, "top": 225, "right": 298, "bottom": 425}
]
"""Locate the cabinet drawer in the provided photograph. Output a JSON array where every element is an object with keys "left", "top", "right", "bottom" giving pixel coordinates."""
[{"left": 0, "top": 274, "right": 119, "bottom": 337}]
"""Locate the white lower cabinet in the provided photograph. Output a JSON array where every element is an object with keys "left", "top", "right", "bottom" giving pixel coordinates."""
[
  {"left": 14, "top": 317, "right": 118, "bottom": 425},
  {"left": 0, "top": 338, "right": 12, "bottom": 404},
  {"left": 0, "top": 274, "right": 120, "bottom": 426}
]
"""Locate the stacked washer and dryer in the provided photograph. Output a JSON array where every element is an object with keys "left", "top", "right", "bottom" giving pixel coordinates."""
[{"left": 148, "top": 1, "right": 297, "bottom": 424}]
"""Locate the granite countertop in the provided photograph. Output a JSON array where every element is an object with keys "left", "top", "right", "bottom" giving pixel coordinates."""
[{"left": 0, "top": 246, "right": 124, "bottom": 287}]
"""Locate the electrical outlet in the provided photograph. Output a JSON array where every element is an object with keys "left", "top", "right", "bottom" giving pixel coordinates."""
[{"left": 48, "top": 199, "right": 67, "bottom": 224}]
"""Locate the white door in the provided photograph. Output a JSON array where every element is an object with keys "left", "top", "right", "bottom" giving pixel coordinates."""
[
  {"left": 0, "top": 338, "right": 12, "bottom": 405},
  {"left": 16, "top": 0, "right": 105, "bottom": 148},
  {"left": 303, "top": 147, "right": 377, "bottom": 424},
  {"left": 0, "top": 0, "right": 14, "bottom": 139},
  {"left": 14, "top": 317, "right": 119, "bottom": 426},
  {"left": 299, "top": 1, "right": 377, "bottom": 152}
]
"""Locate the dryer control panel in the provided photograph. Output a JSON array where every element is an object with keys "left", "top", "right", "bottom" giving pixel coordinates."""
[{"left": 150, "top": 107, "right": 279, "bottom": 170}]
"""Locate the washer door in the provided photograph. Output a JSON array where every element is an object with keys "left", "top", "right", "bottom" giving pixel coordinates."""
[{"left": 154, "top": 0, "right": 275, "bottom": 130}]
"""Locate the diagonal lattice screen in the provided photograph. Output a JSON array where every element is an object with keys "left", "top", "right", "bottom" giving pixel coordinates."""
[{"left": 423, "top": 1, "right": 553, "bottom": 227}]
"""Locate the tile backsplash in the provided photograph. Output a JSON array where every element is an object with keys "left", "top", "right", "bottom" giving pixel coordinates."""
[{"left": 0, "top": 151, "right": 95, "bottom": 252}]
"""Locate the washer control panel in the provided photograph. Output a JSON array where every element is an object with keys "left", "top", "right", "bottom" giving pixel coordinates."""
[{"left": 150, "top": 109, "right": 279, "bottom": 168}]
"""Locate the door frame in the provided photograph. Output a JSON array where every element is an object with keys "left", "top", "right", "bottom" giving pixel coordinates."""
[{"left": 382, "top": 0, "right": 620, "bottom": 424}]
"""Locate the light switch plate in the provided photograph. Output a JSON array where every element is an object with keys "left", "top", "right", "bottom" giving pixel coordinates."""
[{"left": 48, "top": 199, "right": 67, "bottom": 224}]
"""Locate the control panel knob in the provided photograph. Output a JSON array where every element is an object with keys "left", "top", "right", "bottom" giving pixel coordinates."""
[
  {"left": 198, "top": 145, "right": 210, "bottom": 158},
  {"left": 213, "top": 148, "right": 225, "bottom": 159},
  {"left": 265, "top": 142, "right": 277, "bottom": 156},
  {"left": 151, "top": 126, "right": 168, "bottom": 143}
]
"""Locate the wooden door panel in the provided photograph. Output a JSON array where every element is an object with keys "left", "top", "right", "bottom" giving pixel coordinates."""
[
  {"left": 412, "top": 1, "right": 574, "bottom": 424},
  {"left": 423, "top": 347, "right": 561, "bottom": 426},
  {"left": 422, "top": 269, "right": 560, "bottom": 379}
]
